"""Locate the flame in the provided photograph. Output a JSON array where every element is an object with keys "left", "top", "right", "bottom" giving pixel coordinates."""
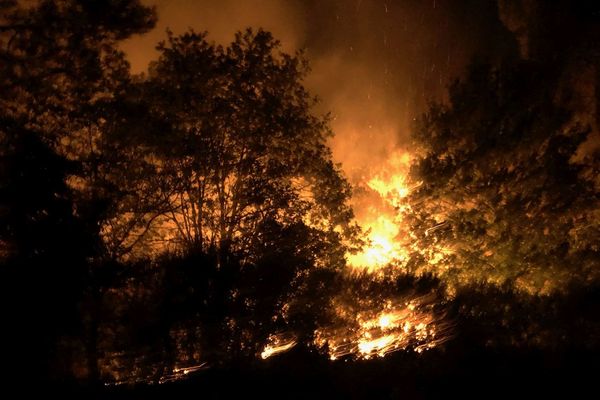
[
  {"left": 156, "top": 363, "right": 209, "bottom": 385},
  {"left": 260, "top": 150, "right": 453, "bottom": 362},
  {"left": 347, "top": 215, "right": 405, "bottom": 270},
  {"left": 347, "top": 150, "right": 414, "bottom": 272},
  {"left": 314, "top": 149, "right": 452, "bottom": 360},
  {"left": 260, "top": 333, "right": 298, "bottom": 359},
  {"left": 314, "top": 295, "right": 451, "bottom": 360}
]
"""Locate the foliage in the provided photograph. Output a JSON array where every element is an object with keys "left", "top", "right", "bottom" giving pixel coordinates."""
[
  {"left": 0, "top": 0, "right": 157, "bottom": 383},
  {"left": 2, "top": 0, "right": 599, "bottom": 388},
  {"left": 405, "top": 60, "right": 600, "bottom": 293},
  {"left": 104, "top": 29, "right": 358, "bottom": 269},
  {"left": 0, "top": 2, "right": 358, "bottom": 382}
]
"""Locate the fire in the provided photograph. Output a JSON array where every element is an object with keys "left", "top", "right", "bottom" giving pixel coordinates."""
[
  {"left": 156, "top": 363, "right": 208, "bottom": 385},
  {"left": 260, "top": 333, "right": 298, "bottom": 359},
  {"left": 347, "top": 150, "right": 414, "bottom": 272},
  {"left": 314, "top": 295, "right": 451, "bottom": 360},
  {"left": 358, "top": 334, "right": 396, "bottom": 355},
  {"left": 259, "top": 150, "right": 453, "bottom": 362},
  {"left": 317, "top": 149, "right": 452, "bottom": 359},
  {"left": 347, "top": 215, "right": 405, "bottom": 270}
]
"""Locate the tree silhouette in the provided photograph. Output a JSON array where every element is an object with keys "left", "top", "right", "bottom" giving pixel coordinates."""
[
  {"left": 0, "top": 129, "right": 92, "bottom": 381},
  {"left": 104, "top": 29, "right": 358, "bottom": 269},
  {"left": 92, "top": 29, "right": 361, "bottom": 367},
  {"left": 0, "top": 0, "right": 156, "bottom": 384},
  {"left": 1, "top": 3, "right": 358, "bottom": 379}
]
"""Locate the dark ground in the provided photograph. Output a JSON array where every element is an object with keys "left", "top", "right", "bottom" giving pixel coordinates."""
[{"left": 48, "top": 343, "right": 599, "bottom": 399}]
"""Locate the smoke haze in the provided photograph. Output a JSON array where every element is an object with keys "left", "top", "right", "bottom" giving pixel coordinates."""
[{"left": 121, "top": 0, "right": 517, "bottom": 176}]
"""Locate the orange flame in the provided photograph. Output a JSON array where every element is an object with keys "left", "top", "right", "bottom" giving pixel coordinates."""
[
  {"left": 260, "top": 333, "right": 298, "bottom": 359},
  {"left": 347, "top": 150, "right": 415, "bottom": 272},
  {"left": 259, "top": 149, "right": 453, "bottom": 362},
  {"left": 313, "top": 293, "right": 451, "bottom": 360},
  {"left": 319, "top": 149, "right": 453, "bottom": 359}
]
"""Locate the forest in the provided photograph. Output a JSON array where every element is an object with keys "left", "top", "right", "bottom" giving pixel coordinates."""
[{"left": 0, "top": 0, "right": 598, "bottom": 398}]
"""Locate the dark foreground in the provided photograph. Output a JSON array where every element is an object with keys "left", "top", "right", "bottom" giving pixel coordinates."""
[{"left": 45, "top": 344, "right": 598, "bottom": 399}]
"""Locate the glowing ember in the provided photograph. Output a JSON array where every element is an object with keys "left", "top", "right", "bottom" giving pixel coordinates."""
[
  {"left": 357, "top": 334, "right": 396, "bottom": 355},
  {"left": 260, "top": 333, "right": 298, "bottom": 359},
  {"left": 157, "top": 363, "right": 209, "bottom": 384},
  {"left": 314, "top": 295, "right": 451, "bottom": 360}
]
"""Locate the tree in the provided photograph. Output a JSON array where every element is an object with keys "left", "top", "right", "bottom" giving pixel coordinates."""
[
  {"left": 0, "top": 0, "right": 157, "bottom": 256},
  {"left": 88, "top": 29, "right": 361, "bottom": 366},
  {"left": 110, "top": 29, "right": 358, "bottom": 268},
  {"left": 404, "top": 60, "right": 600, "bottom": 294},
  {"left": 0, "top": 0, "right": 156, "bottom": 383}
]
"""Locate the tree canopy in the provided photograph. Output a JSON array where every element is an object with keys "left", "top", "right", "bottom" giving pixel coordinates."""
[
  {"left": 0, "top": 1, "right": 359, "bottom": 381},
  {"left": 405, "top": 60, "right": 600, "bottom": 294},
  {"left": 101, "top": 29, "right": 358, "bottom": 269},
  {"left": 0, "top": 0, "right": 157, "bottom": 383}
]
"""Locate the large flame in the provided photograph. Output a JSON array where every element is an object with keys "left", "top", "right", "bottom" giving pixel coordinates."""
[
  {"left": 347, "top": 150, "right": 414, "bottom": 272},
  {"left": 259, "top": 149, "right": 453, "bottom": 361}
]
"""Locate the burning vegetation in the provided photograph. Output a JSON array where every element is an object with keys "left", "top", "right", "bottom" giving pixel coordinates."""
[
  {"left": 314, "top": 292, "right": 452, "bottom": 360},
  {"left": 1, "top": 0, "right": 599, "bottom": 394}
]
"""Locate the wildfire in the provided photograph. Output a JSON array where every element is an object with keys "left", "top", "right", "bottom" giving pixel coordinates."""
[
  {"left": 157, "top": 363, "right": 209, "bottom": 385},
  {"left": 347, "top": 215, "right": 405, "bottom": 270},
  {"left": 260, "top": 333, "right": 298, "bottom": 359},
  {"left": 259, "top": 150, "right": 453, "bottom": 362},
  {"left": 347, "top": 150, "right": 414, "bottom": 272},
  {"left": 318, "top": 149, "right": 452, "bottom": 359},
  {"left": 314, "top": 295, "right": 451, "bottom": 360}
]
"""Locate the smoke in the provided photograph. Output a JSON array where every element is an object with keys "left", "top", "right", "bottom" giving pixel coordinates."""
[
  {"left": 300, "top": 0, "right": 516, "bottom": 177},
  {"left": 116, "top": 0, "right": 527, "bottom": 361},
  {"left": 121, "top": 0, "right": 305, "bottom": 70},
  {"left": 120, "top": 1, "right": 519, "bottom": 275},
  {"left": 122, "top": 0, "right": 517, "bottom": 176}
]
